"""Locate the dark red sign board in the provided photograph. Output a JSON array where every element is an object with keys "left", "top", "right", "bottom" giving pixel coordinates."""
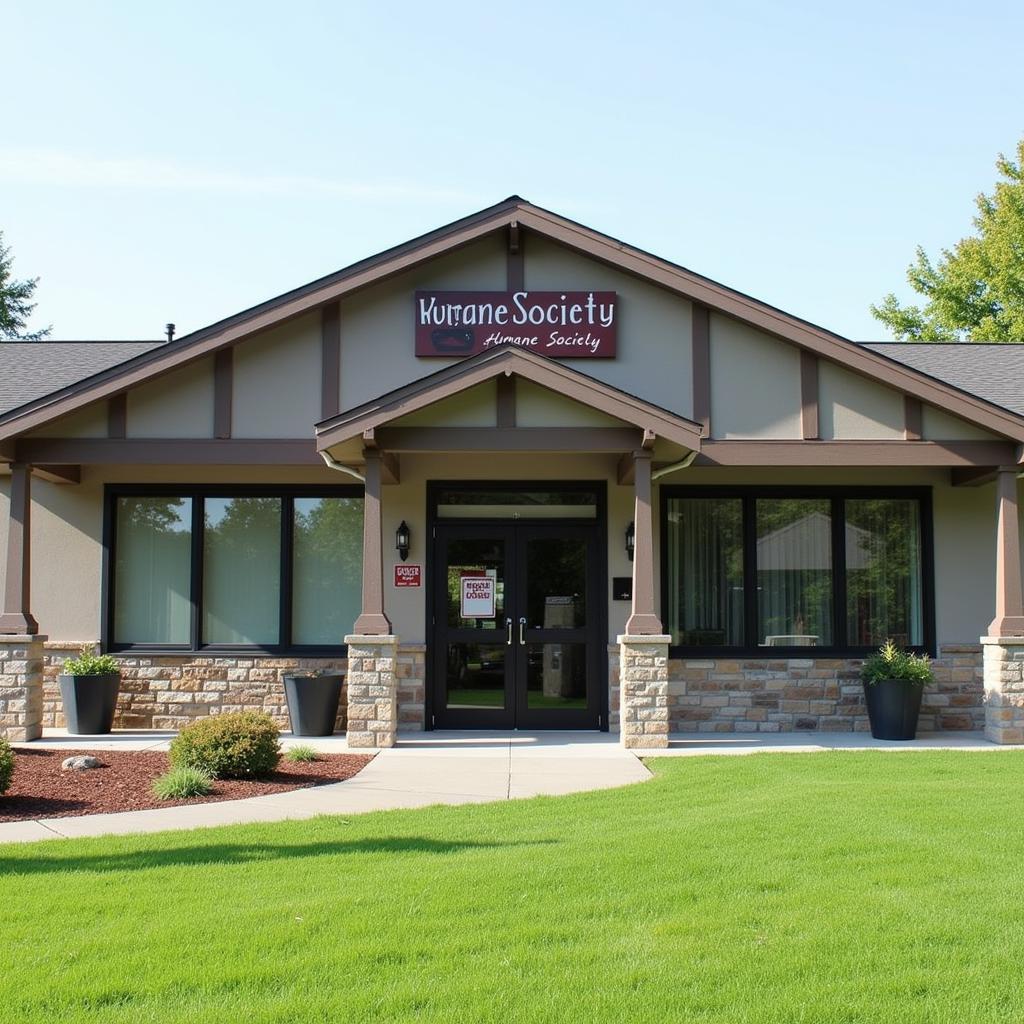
[
  {"left": 415, "top": 290, "right": 617, "bottom": 358},
  {"left": 394, "top": 564, "right": 421, "bottom": 588}
]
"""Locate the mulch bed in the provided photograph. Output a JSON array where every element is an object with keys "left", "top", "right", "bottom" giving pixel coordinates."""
[{"left": 0, "top": 749, "right": 375, "bottom": 822}]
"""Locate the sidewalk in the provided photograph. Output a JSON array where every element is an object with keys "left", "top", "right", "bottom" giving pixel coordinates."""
[{"left": 0, "top": 731, "right": 651, "bottom": 845}]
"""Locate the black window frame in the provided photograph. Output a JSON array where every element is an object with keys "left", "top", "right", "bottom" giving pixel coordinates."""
[
  {"left": 103, "top": 483, "right": 364, "bottom": 656},
  {"left": 659, "top": 485, "right": 935, "bottom": 658}
]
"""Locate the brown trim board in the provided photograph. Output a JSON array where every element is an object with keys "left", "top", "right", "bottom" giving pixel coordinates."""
[
  {"left": 16, "top": 438, "right": 323, "bottom": 466},
  {"left": 496, "top": 374, "right": 516, "bottom": 428},
  {"left": 316, "top": 345, "right": 703, "bottom": 452},
  {"left": 800, "top": 351, "right": 819, "bottom": 440},
  {"left": 5, "top": 198, "right": 1024, "bottom": 445},
  {"left": 107, "top": 394, "right": 126, "bottom": 439},
  {"left": 697, "top": 439, "right": 1015, "bottom": 467},
  {"left": 691, "top": 304, "right": 710, "bottom": 435},
  {"left": 214, "top": 348, "right": 233, "bottom": 439},
  {"left": 321, "top": 301, "right": 341, "bottom": 421},
  {"left": 904, "top": 395, "right": 923, "bottom": 441},
  {"left": 376, "top": 427, "right": 644, "bottom": 452}
]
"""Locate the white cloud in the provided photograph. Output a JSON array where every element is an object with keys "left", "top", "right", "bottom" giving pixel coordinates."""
[{"left": 0, "top": 148, "right": 479, "bottom": 204}]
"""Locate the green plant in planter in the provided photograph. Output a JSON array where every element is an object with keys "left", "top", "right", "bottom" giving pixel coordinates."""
[
  {"left": 62, "top": 646, "right": 119, "bottom": 676},
  {"left": 861, "top": 639, "right": 933, "bottom": 685}
]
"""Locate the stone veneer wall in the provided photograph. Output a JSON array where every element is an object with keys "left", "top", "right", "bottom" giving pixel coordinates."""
[
  {"left": 663, "top": 644, "right": 983, "bottom": 733},
  {"left": 41, "top": 642, "right": 427, "bottom": 732}
]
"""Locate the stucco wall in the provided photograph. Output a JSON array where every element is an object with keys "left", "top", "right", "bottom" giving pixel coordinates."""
[
  {"left": 391, "top": 382, "right": 497, "bottom": 428},
  {"left": 818, "top": 362, "right": 904, "bottom": 440},
  {"left": 922, "top": 405, "right": 999, "bottom": 441},
  {"left": 233, "top": 313, "right": 321, "bottom": 437},
  {"left": 127, "top": 356, "right": 215, "bottom": 438},
  {"left": 27, "top": 401, "right": 108, "bottom": 439},
  {"left": 709, "top": 314, "right": 802, "bottom": 438}
]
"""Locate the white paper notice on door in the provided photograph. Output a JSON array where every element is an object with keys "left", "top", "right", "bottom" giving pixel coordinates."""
[{"left": 460, "top": 575, "right": 496, "bottom": 618}]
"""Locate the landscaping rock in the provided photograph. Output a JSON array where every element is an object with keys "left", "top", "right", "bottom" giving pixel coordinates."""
[{"left": 61, "top": 755, "right": 101, "bottom": 771}]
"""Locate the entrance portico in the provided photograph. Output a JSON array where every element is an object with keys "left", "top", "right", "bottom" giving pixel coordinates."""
[{"left": 316, "top": 345, "right": 703, "bottom": 746}]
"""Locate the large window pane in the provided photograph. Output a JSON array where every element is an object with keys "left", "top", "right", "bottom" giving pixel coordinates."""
[
  {"left": 114, "top": 497, "right": 192, "bottom": 644},
  {"left": 845, "top": 498, "right": 923, "bottom": 646},
  {"left": 292, "top": 497, "right": 363, "bottom": 645},
  {"left": 756, "top": 499, "right": 833, "bottom": 646},
  {"left": 202, "top": 497, "right": 281, "bottom": 645},
  {"left": 666, "top": 498, "right": 744, "bottom": 646}
]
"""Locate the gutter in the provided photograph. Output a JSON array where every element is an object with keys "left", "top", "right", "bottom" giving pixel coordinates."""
[
  {"left": 651, "top": 449, "right": 699, "bottom": 481},
  {"left": 319, "top": 449, "right": 365, "bottom": 483}
]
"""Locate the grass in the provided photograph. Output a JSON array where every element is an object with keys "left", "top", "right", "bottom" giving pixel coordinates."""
[
  {"left": 284, "top": 745, "right": 320, "bottom": 764},
  {"left": 151, "top": 765, "right": 214, "bottom": 800},
  {"left": 3, "top": 752, "right": 1024, "bottom": 1022}
]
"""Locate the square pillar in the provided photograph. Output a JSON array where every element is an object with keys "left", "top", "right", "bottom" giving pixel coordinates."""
[
  {"left": 981, "top": 636, "right": 1024, "bottom": 744},
  {"left": 344, "top": 634, "right": 398, "bottom": 748},
  {"left": 353, "top": 449, "right": 391, "bottom": 635},
  {"left": 988, "top": 467, "right": 1024, "bottom": 636},
  {"left": 625, "top": 449, "right": 663, "bottom": 635},
  {"left": 618, "top": 633, "right": 670, "bottom": 749},
  {"left": 0, "top": 634, "right": 46, "bottom": 741},
  {"left": 0, "top": 463, "right": 39, "bottom": 635}
]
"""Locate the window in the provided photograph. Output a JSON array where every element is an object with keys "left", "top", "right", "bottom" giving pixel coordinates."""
[
  {"left": 663, "top": 488, "right": 931, "bottom": 653},
  {"left": 107, "top": 487, "right": 362, "bottom": 652}
]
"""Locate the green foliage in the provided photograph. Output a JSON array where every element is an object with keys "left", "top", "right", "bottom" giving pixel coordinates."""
[
  {"left": 0, "top": 231, "right": 50, "bottom": 340},
  {"left": 861, "top": 638, "right": 932, "bottom": 685},
  {"left": 872, "top": 137, "right": 1024, "bottom": 341},
  {"left": 61, "top": 645, "right": 119, "bottom": 676},
  {"left": 151, "top": 765, "right": 213, "bottom": 801},
  {"left": 0, "top": 737, "right": 13, "bottom": 795},
  {"left": 169, "top": 711, "right": 280, "bottom": 778},
  {"left": 284, "top": 744, "right": 320, "bottom": 763}
]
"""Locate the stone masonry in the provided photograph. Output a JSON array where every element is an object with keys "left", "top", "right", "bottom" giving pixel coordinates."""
[
  {"left": 981, "top": 637, "right": 1024, "bottom": 744},
  {"left": 618, "top": 634, "right": 670, "bottom": 749},
  {"left": 665, "top": 644, "right": 983, "bottom": 734},
  {"left": 0, "top": 635, "right": 45, "bottom": 741},
  {"left": 344, "top": 634, "right": 398, "bottom": 748}
]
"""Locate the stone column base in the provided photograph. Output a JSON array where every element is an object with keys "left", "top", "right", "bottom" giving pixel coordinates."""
[
  {"left": 982, "top": 636, "right": 1024, "bottom": 744},
  {"left": 618, "top": 634, "right": 670, "bottom": 749},
  {"left": 0, "top": 634, "right": 46, "bottom": 742},
  {"left": 344, "top": 634, "right": 398, "bottom": 748}
]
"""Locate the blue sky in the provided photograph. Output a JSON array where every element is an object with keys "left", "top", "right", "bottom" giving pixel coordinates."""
[{"left": 4, "top": 1, "right": 1023, "bottom": 341}]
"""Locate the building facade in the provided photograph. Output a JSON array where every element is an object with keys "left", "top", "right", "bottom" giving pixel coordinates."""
[{"left": 2, "top": 197, "right": 1024, "bottom": 747}]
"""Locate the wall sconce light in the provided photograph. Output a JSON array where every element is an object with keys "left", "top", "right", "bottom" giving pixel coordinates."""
[
  {"left": 625, "top": 521, "right": 635, "bottom": 562},
  {"left": 396, "top": 520, "right": 411, "bottom": 562}
]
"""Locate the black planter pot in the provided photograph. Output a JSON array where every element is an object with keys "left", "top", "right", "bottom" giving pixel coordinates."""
[
  {"left": 58, "top": 672, "right": 121, "bottom": 735},
  {"left": 283, "top": 675, "right": 344, "bottom": 737},
  {"left": 863, "top": 678, "right": 924, "bottom": 741}
]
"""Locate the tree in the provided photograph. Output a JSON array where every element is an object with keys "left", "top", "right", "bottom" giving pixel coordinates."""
[
  {"left": 0, "top": 231, "right": 51, "bottom": 340},
  {"left": 871, "top": 138, "right": 1024, "bottom": 342}
]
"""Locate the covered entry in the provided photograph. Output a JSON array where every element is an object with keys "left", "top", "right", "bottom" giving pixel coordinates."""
[{"left": 431, "top": 484, "right": 605, "bottom": 729}]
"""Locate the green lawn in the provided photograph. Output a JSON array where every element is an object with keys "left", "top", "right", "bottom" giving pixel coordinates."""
[{"left": 3, "top": 752, "right": 1024, "bottom": 1022}]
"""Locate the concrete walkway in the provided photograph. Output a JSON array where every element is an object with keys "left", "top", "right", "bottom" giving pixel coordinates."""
[{"left": 0, "top": 731, "right": 650, "bottom": 845}]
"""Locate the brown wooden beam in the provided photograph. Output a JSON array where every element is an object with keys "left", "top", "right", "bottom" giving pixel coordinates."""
[
  {"left": 380, "top": 451, "right": 400, "bottom": 485},
  {"left": 697, "top": 440, "right": 1015, "bottom": 467},
  {"left": 625, "top": 449, "right": 662, "bottom": 635},
  {"left": 0, "top": 463, "right": 38, "bottom": 635},
  {"left": 691, "top": 304, "right": 710, "bottom": 436},
  {"left": 904, "top": 395, "right": 923, "bottom": 441},
  {"left": 989, "top": 466, "right": 1024, "bottom": 635},
  {"left": 352, "top": 449, "right": 391, "bottom": 635},
  {"left": 33, "top": 465, "right": 81, "bottom": 485},
  {"left": 800, "top": 351, "right": 819, "bottom": 440},
  {"left": 507, "top": 222, "right": 524, "bottom": 291},
  {"left": 374, "top": 426, "right": 644, "bottom": 453},
  {"left": 496, "top": 374, "right": 516, "bottom": 428},
  {"left": 951, "top": 467, "right": 998, "bottom": 487},
  {"left": 321, "top": 301, "right": 341, "bottom": 421},
  {"left": 214, "top": 348, "right": 233, "bottom": 439},
  {"left": 16, "top": 438, "right": 322, "bottom": 465},
  {"left": 107, "top": 393, "right": 127, "bottom": 439}
]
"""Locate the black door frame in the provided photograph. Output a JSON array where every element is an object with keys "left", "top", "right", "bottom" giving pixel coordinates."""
[{"left": 425, "top": 480, "right": 608, "bottom": 731}]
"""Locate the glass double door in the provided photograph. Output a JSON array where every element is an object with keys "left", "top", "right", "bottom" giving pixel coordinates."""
[{"left": 432, "top": 522, "right": 602, "bottom": 729}]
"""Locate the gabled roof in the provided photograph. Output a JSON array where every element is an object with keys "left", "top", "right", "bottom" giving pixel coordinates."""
[
  {"left": 0, "top": 341, "right": 165, "bottom": 417},
  {"left": 315, "top": 345, "right": 703, "bottom": 452},
  {"left": 2, "top": 196, "right": 1024, "bottom": 442},
  {"left": 863, "top": 343, "right": 1024, "bottom": 419}
]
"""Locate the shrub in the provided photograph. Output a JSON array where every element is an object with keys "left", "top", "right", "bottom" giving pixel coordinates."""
[
  {"left": 861, "top": 639, "right": 933, "bottom": 686},
  {"left": 152, "top": 765, "right": 213, "bottom": 800},
  {"left": 170, "top": 711, "right": 281, "bottom": 779},
  {"left": 0, "top": 738, "right": 13, "bottom": 795},
  {"left": 62, "top": 645, "right": 119, "bottom": 676},
  {"left": 285, "top": 744, "right": 320, "bottom": 764}
]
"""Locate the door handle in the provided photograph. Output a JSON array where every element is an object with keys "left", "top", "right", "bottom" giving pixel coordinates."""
[
  {"left": 519, "top": 617, "right": 527, "bottom": 646},
  {"left": 506, "top": 617, "right": 513, "bottom": 646}
]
